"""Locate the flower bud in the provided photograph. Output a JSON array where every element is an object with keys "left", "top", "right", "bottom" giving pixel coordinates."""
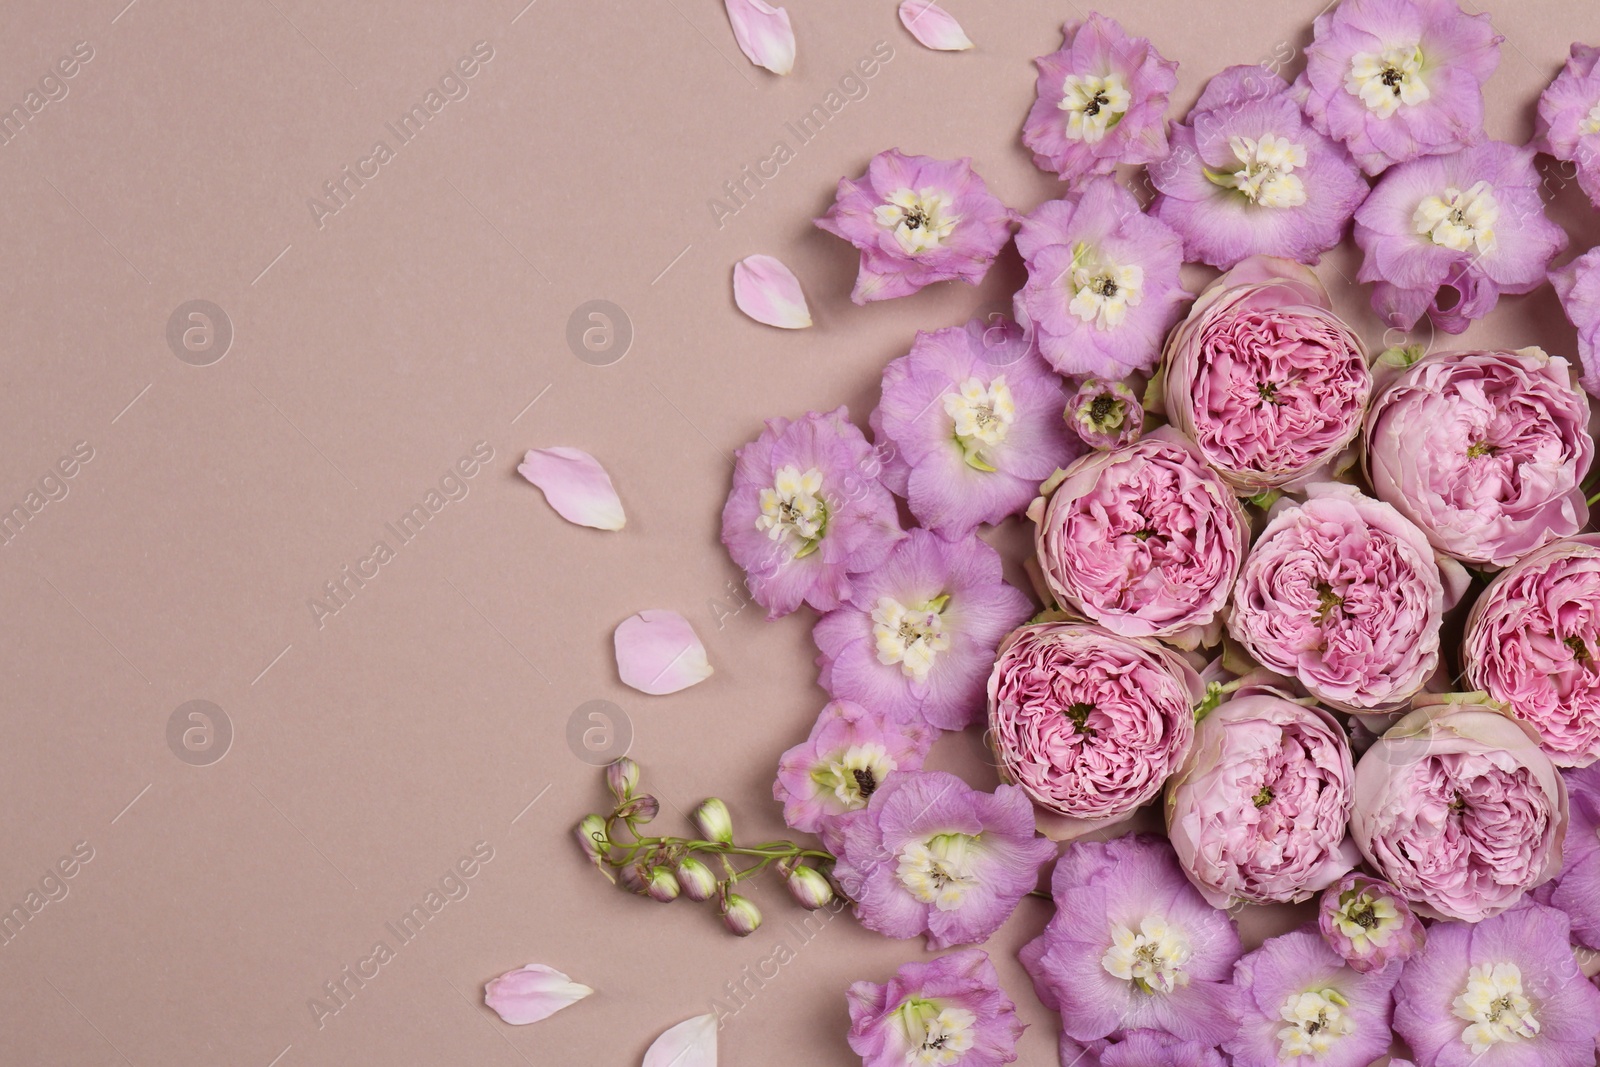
[
  {"left": 606, "top": 757, "right": 641, "bottom": 801},
  {"left": 645, "top": 865, "right": 681, "bottom": 903},
  {"left": 675, "top": 857, "right": 719, "bottom": 902},
  {"left": 618, "top": 863, "right": 649, "bottom": 894},
  {"left": 694, "top": 798, "right": 734, "bottom": 844},
  {"left": 616, "top": 794, "right": 659, "bottom": 823},
  {"left": 573, "top": 814, "right": 608, "bottom": 864},
  {"left": 784, "top": 865, "right": 834, "bottom": 909},
  {"left": 721, "top": 893, "right": 762, "bottom": 936}
]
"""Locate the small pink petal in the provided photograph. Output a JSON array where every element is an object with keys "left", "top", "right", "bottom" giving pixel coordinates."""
[
  {"left": 517, "top": 447, "right": 625, "bottom": 531},
  {"left": 615, "top": 610, "right": 713, "bottom": 695},
  {"left": 484, "top": 964, "right": 593, "bottom": 1025},
  {"left": 643, "top": 1013, "right": 718, "bottom": 1067},
  {"left": 724, "top": 0, "right": 795, "bottom": 76},
  {"left": 733, "top": 255, "right": 812, "bottom": 329},
  {"left": 898, "top": 0, "right": 973, "bottom": 51}
]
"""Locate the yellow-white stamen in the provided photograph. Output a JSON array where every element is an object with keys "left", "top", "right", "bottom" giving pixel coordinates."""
[
  {"left": 875, "top": 189, "right": 960, "bottom": 254},
  {"left": 1452, "top": 963, "right": 1540, "bottom": 1055},
  {"left": 1413, "top": 181, "right": 1498, "bottom": 254},
  {"left": 1346, "top": 46, "right": 1431, "bottom": 119},
  {"left": 1058, "top": 72, "right": 1133, "bottom": 143},
  {"left": 1277, "top": 988, "right": 1357, "bottom": 1058}
]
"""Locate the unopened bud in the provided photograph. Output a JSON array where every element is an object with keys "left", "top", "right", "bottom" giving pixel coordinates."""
[
  {"left": 616, "top": 794, "right": 659, "bottom": 823},
  {"left": 675, "top": 857, "right": 719, "bottom": 902},
  {"left": 721, "top": 893, "right": 762, "bottom": 936},
  {"left": 646, "top": 865, "right": 681, "bottom": 903},
  {"left": 606, "top": 757, "right": 641, "bottom": 801},
  {"left": 694, "top": 798, "right": 734, "bottom": 844},
  {"left": 574, "top": 814, "right": 608, "bottom": 864},
  {"left": 785, "top": 865, "right": 834, "bottom": 909},
  {"left": 618, "top": 863, "right": 649, "bottom": 894}
]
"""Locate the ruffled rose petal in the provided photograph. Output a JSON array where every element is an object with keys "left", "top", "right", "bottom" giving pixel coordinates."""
[
  {"left": 898, "top": 1, "right": 973, "bottom": 51},
  {"left": 642, "top": 1013, "right": 717, "bottom": 1067},
  {"left": 517, "top": 448, "right": 625, "bottom": 531},
  {"left": 732, "top": 255, "right": 812, "bottom": 329},
  {"left": 724, "top": 0, "right": 794, "bottom": 76},
  {"left": 483, "top": 964, "right": 592, "bottom": 1025},
  {"left": 615, "top": 610, "right": 713, "bottom": 695}
]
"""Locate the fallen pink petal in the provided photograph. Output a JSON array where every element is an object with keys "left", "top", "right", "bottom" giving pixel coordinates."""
[
  {"left": 642, "top": 1013, "right": 718, "bottom": 1067},
  {"left": 724, "top": 0, "right": 795, "bottom": 76},
  {"left": 615, "top": 610, "right": 714, "bottom": 695},
  {"left": 483, "top": 964, "right": 593, "bottom": 1025},
  {"left": 899, "top": 0, "right": 974, "bottom": 51},
  {"left": 517, "top": 447, "right": 626, "bottom": 531},
  {"left": 733, "top": 255, "right": 813, "bottom": 329}
]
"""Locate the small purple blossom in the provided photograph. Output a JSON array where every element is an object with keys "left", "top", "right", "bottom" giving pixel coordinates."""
[
  {"left": 814, "top": 530, "right": 1032, "bottom": 731},
  {"left": 1551, "top": 246, "right": 1600, "bottom": 396},
  {"left": 1226, "top": 925, "right": 1399, "bottom": 1067},
  {"left": 772, "top": 700, "right": 936, "bottom": 835},
  {"left": 1354, "top": 140, "right": 1567, "bottom": 333},
  {"left": 1299, "top": 0, "right": 1502, "bottom": 175},
  {"left": 1014, "top": 177, "right": 1191, "bottom": 378},
  {"left": 1317, "top": 873, "right": 1425, "bottom": 973},
  {"left": 830, "top": 770, "right": 1055, "bottom": 950},
  {"left": 1394, "top": 901, "right": 1600, "bottom": 1067},
  {"left": 1068, "top": 378, "right": 1144, "bottom": 449},
  {"left": 1536, "top": 762, "right": 1600, "bottom": 951},
  {"left": 1060, "top": 1031, "right": 1228, "bottom": 1067},
  {"left": 1149, "top": 66, "right": 1368, "bottom": 270},
  {"left": 1534, "top": 44, "right": 1600, "bottom": 211},
  {"left": 1021, "top": 13, "right": 1178, "bottom": 183},
  {"left": 815, "top": 150, "right": 1014, "bottom": 304},
  {"left": 870, "top": 317, "right": 1080, "bottom": 540},
  {"left": 1020, "top": 833, "right": 1242, "bottom": 1046},
  {"left": 721, "top": 407, "right": 904, "bottom": 620},
  {"left": 846, "top": 949, "right": 1024, "bottom": 1067}
]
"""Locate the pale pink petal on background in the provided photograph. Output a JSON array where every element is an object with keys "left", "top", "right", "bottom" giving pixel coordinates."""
[
  {"left": 642, "top": 1013, "right": 718, "bottom": 1067},
  {"left": 724, "top": 0, "right": 795, "bottom": 75},
  {"left": 484, "top": 964, "right": 593, "bottom": 1025},
  {"left": 517, "top": 447, "right": 625, "bottom": 531},
  {"left": 898, "top": 0, "right": 973, "bottom": 51},
  {"left": 733, "top": 255, "right": 812, "bottom": 329},
  {"left": 615, "top": 610, "right": 714, "bottom": 695}
]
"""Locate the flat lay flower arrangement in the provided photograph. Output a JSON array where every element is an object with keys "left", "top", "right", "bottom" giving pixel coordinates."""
[{"left": 510, "top": 0, "right": 1600, "bottom": 1063}]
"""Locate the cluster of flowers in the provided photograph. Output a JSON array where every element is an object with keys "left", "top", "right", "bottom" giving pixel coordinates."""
[{"left": 579, "top": 2, "right": 1600, "bottom": 1064}]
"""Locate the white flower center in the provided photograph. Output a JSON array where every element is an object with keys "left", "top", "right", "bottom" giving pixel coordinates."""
[
  {"left": 896, "top": 833, "right": 981, "bottom": 910},
  {"left": 1345, "top": 46, "right": 1431, "bottom": 119},
  {"left": 1453, "top": 963, "right": 1540, "bottom": 1055},
  {"left": 894, "top": 999, "right": 977, "bottom": 1067},
  {"left": 1101, "top": 918, "right": 1192, "bottom": 994},
  {"left": 1413, "top": 181, "right": 1498, "bottom": 254},
  {"left": 1058, "top": 72, "right": 1132, "bottom": 143},
  {"left": 1278, "top": 988, "right": 1357, "bottom": 1059},
  {"left": 1581, "top": 102, "right": 1600, "bottom": 137},
  {"left": 1330, "top": 891, "right": 1404, "bottom": 954},
  {"left": 942, "top": 374, "right": 1016, "bottom": 473},
  {"left": 1221, "top": 134, "right": 1308, "bottom": 208},
  {"left": 874, "top": 188, "right": 960, "bottom": 255},
  {"left": 1068, "top": 244, "right": 1144, "bottom": 329},
  {"left": 755, "top": 465, "right": 826, "bottom": 551},
  {"left": 872, "top": 596, "right": 952, "bottom": 681},
  {"left": 813, "top": 742, "right": 896, "bottom": 809}
]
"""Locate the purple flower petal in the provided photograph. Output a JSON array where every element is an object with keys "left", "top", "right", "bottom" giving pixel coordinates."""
[
  {"left": 483, "top": 964, "right": 593, "bottom": 1025},
  {"left": 732, "top": 254, "right": 812, "bottom": 329},
  {"left": 898, "top": 0, "right": 973, "bottom": 51},
  {"left": 723, "top": 0, "right": 794, "bottom": 75},
  {"left": 517, "top": 447, "right": 625, "bottom": 531},
  {"left": 614, "top": 609, "right": 713, "bottom": 695}
]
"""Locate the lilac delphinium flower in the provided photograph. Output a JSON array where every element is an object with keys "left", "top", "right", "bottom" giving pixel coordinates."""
[
  {"left": 1226, "top": 926, "right": 1399, "bottom": 1067},
  {"left": 846, "top": 949, "right": 1024, "bottom": 1067},
  {"left": 1020, "top": 833, "right": 1243, "bottom": 1046},
  {"left": 1317, "top": 873, "right": 1425, "bottom": 973},
  {"left": 1354, "top": 141, "right": 1567, "bottom": 332},
  {"left": 1299, "top": 0, "right": 1502, "bottom": 175},
  {"left": 831, "top": 770, "right": 1055, "bottom": 949},
  {"left": 1021, "top": 13, "right": 1178, "bottom": 183},
  {"left": 870, "top": 317, "right": 1080, "bottom": 540},
  {"left": 1537, "top": 763, "right": 1600, "bottom": 950},
  {"left": 1551, "top": 246, "right": 1600, "bottom": 396},
  {"left": 1395, "top": 901, "right": 1600, "bottom": 1067},
  {"left": 1068, "top": 379, "right": 1144, "bottom": 449},
  {"left": 1150, "top": 66, "right": 1368, "bottom": 270},
  {"left": 815, "top": 150, "right": 1014, "bottom": 304},
  {"left": 722, "top": 407, "right": 903, "bottom": 619},
  {"left": 1534, "top": 44, "right": 1600, "bottom": 211},
  {"left": 1014, "top": 177, "right": 1190, "bottom": 378},
  {"left": 1060, "top": 1031, "right": 1228, "bottom": 1067},
  {"left": 773, "top": 700, "right": 937, "bottom": 835},
  {"left": 814, "top": 529, "right": 1033, "bottom": 731}
]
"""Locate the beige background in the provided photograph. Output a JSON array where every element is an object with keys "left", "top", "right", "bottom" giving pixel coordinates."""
[{"left": 3, "top": 1, "right": 1599, "bottom": 1064}]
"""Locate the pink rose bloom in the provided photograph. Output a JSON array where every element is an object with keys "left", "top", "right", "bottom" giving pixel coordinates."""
[
  {"left": 1030, "top": 428, "right": 1248, "bottom": 647},
  {"left": 1165, "top": 687, "right": 1359, "bottom": 906},
  {"left": 1364, "top": 347, "right": 1592, "bottom": 567},
  {"left": 987, "top": 622, "right": 1204, "bottom": 836},
  {"left": 1465, "top": 535, "right": 1600, "bottom": 767},
  {"left": 1230, "top": 483, "right": 1465, "bottom": 715},
  {"left": 1162, "top": 257, "right": 1372, "bottom": 493},
  {"left": 1351, "top": 699, "right": 1568, "bottom": 922}
]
